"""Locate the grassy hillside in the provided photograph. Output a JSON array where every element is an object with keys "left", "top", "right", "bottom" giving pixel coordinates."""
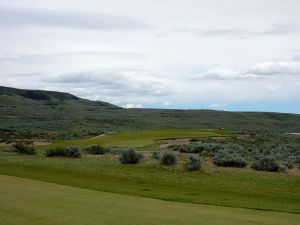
[{"left": 1, "top": 86, "right": 300, "bottom": 140}]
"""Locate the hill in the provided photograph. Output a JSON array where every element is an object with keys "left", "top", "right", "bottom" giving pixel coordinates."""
[
  {"left": 0, "top": 86, "right": 300, "bottom": 139},
  {"left": 0, "top": 86, "right": 118, "bottom": 107}
]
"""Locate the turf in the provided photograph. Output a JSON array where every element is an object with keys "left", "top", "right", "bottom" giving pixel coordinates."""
[
  {"left": 48, "top": 129, "right": 233, "bottom": 149},
  {"left": 0, "top": 153, "right": 299, "bottom": 214},
  {"left": 1, "top": 174, "right": 300, "bottom": 225}
]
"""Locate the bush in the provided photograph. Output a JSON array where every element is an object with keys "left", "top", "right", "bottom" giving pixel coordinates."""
[
  {"left": 213, "top": 151, "right": 247, "bottom": 167},
  {"left": 119, "top": 148, "right": 143, "bottom": 164},
  {"left": 65, "top": 146, "right": 81, "bottom": 158},
  {"left": 186, "top": 155, "right": 201, "bottom": 171},
  {"left": 171, "top": 143, "right": 223, "bottom": 154},
  {"left": 251, "top": 156, "right": 279, "bottom": 172},
  {"left": 12, "top": 142, "right": 36, "bottom": 155},
  {"left": 83, "top": 144, "right": 107, "bottom": 155},
  {"left": 160, "top": 151, "right": 177, "bottom": 166},
  {"left": 45, "top": 147, "right": 65, "bottom": 157},
  {"left": 45, "top": 146, "right": 81, "bottom": 158}
]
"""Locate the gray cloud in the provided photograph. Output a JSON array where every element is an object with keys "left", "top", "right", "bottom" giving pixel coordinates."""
[
  {"left": 43, "top": 70, "right": 172, "bottom": 98},
  {"left": 0, "top": 7, "right": 149, "bottom": 30},
  {"left": 202, "top": 29, "right": 253, "bottom": 38},
  {"left": 174, "top": 27, "right": 253, "bottom": 38},
  {"left": 262, "top": 23, "right": 300, "bottom": 35},
  {"left": 0, "top": 51, "right": 145, "bottom": 64},
  {"left": 175, "top": 22, "right": 300, "bottom": 38},
  {"left": 193, "top": 60, "right": 300, "bottom": 81},
  {"left": 248, "top": 61, "right": 300, "bottom": 75},
  {"left": 292, "top": 55, "right": 300, "bottom": 61}
]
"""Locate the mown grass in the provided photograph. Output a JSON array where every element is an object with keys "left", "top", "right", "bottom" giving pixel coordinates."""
[
  {"left": 1, "top": 174, "right": 300, "bottom": 225},
  {"left": 47, "top": 129, "right": 233, "bottom": 150},
  {"left": 0, "top": 153, "right": 299, "bottom": 214}
]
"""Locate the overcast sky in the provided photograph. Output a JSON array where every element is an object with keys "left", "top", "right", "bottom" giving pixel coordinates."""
[{"left": 1, "top": 0, "right": 300, "bottom": 113}]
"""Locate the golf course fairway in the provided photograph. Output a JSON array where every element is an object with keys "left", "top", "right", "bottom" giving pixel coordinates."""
[{"left": 0, "top": 174, "right": 299, "bottom": 225}]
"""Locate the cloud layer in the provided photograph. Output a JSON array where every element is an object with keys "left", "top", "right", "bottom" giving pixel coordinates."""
[
  {"left": 0, "top": 7, "right": 149, "bottom": 30},
  {"left": 0, "top": 0, "right": 300, "bottom": 112},
  {"left": 175, "top": 22, "right": 300, "bottom": 38}
]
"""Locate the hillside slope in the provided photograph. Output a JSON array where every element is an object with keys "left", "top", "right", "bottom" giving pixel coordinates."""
[
  {"left": 0, "top": 86, "right": 118, "bottom": 108},
  {"left": 0, "top": 86, "right": 300, "bottom": 139}
]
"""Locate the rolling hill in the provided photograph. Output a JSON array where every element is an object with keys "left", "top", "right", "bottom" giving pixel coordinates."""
[{"left": 1, "top": 86, "right": 300, "bottom": 139}]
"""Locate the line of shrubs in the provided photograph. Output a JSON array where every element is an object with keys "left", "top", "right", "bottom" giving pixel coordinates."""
[
  {"left": 7, "top": 142, "right": 295, "bottom": 173},
  {"left": 152, "top": 150, "right": 201, "bottom": 170},
  {"left": 119, "top": 149, "right": 202, "bottom": 171},
  {"left": 11, "top": 142, "right": 36, "bottom": 155},
  {"left": 169, "top": 142, "right": 299, "bottom": 172},
  {"left": 251, "top": 156, "right": 284, "bottom": 172},
  {"left": 83, "top": 144, "right": 109, "bottom": 155},
  {"left": 45, "top": 144, "right": 111, "bottom": 158},
  {"left": 213, "top": 151, "right": 247, "bottom": 168},
  {"left": 45, "top": 146, "right": 81, "bottom": 158}
]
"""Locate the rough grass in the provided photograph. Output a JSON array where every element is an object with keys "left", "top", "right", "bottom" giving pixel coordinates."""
[
  {"left": 1, "top": 174, "right": 300, "bottom": 225},
  {"left": 47, "top": 129, "right": 233, "bottom": 150},
  {"left": 0, "top": 153, "right": 299, "bottom": 214}
]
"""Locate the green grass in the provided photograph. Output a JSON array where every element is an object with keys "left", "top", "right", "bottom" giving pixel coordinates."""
[
  {"left": 1, "top": 174, "right": 300, "bottom": 225},
  {"left": 48, "top": 129, "right": 233, "bottom": 149},
  {"left": 0, "top": 153, "right": 299, "bottom": 214}
]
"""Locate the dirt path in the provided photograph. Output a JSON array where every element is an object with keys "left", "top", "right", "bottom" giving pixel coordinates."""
[{"left": 89, "top": 132, "right": 116, "bottom": 140}]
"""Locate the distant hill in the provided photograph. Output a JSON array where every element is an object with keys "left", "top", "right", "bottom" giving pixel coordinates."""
[
  {"left": 0, "top": 86, "right": 79, "bottom": 101},
  {"left": 0, "top": 86, "right": 118, "bottom": 108},
  {"left": 1, "top": 86, "right": 300, "bottom": 140}
]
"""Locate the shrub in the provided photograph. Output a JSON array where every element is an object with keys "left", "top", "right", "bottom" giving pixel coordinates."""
[
  {"left": 171, "top": 143, "right": 223, "bottom": 154},
  {"left": 160, "top": 151, "right": 177, "bottom": 166},
  {"left": 45, "top": 147, "right": 65, "bottom": 157},
  {"left": 213, "top": 151, "right": 247, "bottom": 167},
  {"left": 12, "top": 142, "right": 36, "bottom": 155},
  {"left": 119, "top": 148, "right": 143, "bottom": 164},
  {"left": 83, "top": 144, "right": 107, "bottom": 155},
  {"left": 45, "top": 146, "right": 81, "bottom": 158},
  {"left": 65, "top": 146, "right": 81, "bottom": 158},
  {"left": 186, "top": 155, "right": 201, "bottom": 171},
  {"left": 251, "top": 156, "right": 279, "bottom": 172}
]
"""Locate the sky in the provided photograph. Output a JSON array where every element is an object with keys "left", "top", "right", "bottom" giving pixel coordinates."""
[{"left": 0, "top": 0, "right": 300, "bottom": 113}]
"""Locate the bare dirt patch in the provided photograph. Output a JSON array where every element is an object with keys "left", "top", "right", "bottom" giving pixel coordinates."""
[
  {"left": 32, "top": 141, "right": 51, "bottom": 146},
  {"left": 210, "top": 137, "right": 227, "bottom": 141},
  {"left": 0, "top": 140, "right": 51, "bottom": 146},
  {"left": 159, "top": 138, "right": 191, "bottom": 148}
]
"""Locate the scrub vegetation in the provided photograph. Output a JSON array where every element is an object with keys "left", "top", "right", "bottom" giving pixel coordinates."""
[{"left": 1, "top": 86, "right": 300, "bottom": 141}]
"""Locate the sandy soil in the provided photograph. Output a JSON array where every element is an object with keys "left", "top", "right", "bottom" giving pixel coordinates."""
[{"left": 0, "top": 140, "right": 51, "bottom": 146}]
